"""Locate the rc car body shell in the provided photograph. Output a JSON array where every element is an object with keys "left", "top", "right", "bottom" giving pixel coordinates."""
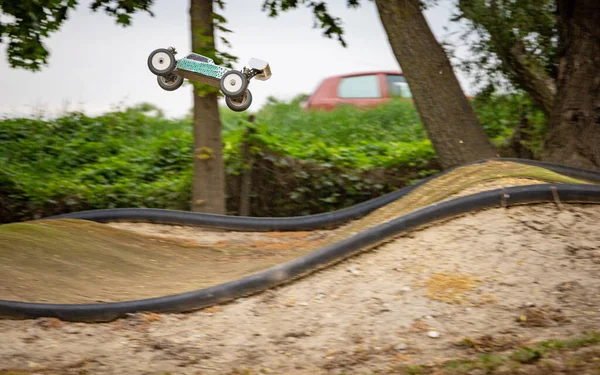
[{"left": 173, "top": 53, "right": 231, "bottom": 87}]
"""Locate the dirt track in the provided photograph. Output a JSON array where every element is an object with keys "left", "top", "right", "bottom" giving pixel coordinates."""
[
  {"left": 1, "top": 203, "right": 599, "bottom": 374},
  {"left": 0, "top": 219, "right": 324, "bottom": 303},
  {"left": 0, "top": 168, "right": 568, "bottom": 304}
]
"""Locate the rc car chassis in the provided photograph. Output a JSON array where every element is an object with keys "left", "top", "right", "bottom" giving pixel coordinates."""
[{"left": 147, "top": 47, "right": 272, "bottom": 112}]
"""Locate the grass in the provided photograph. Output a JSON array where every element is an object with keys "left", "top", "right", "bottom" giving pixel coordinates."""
[
  {"left": 389, "top": 331, "right": 600, "bottom": 375},
  {"left": 2, "top": 333, "right": 599, "bottom": 374}
]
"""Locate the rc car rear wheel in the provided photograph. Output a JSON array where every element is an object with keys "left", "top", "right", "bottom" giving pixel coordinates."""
[
  {"left": 148, "top": 48, "right": 177, "bottom": 76},
  {"left": 220, "top": 70, "right": 247, "bottom": 98},
  {"left": 225, "top": 89, "right": 253, "bottom": 112},
  {"left": 157, "top": 73, "right": 184, "bottom": 91}
]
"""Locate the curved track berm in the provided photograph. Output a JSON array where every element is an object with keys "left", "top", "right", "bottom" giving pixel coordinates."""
[{"left": 2, "top": 158, "right": 600, "bottom": 322}]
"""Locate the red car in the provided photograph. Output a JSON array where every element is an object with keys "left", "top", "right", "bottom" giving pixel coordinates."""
[{"left": 302, "top": 71, "right": 413, "bottom": 110}]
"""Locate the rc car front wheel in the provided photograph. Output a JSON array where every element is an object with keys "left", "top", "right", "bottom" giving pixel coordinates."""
[
  {"left": 157, "top": 73, "right": 184, "bottom": 91},
  {"left": 220, "top": 70, "right": 247, "bottom": 98},
  {"left": 225, "top": 90, "right": 253, "bottom": 112},
  {"left": 148, "top": 48, "right": 177, "bottom": 76}
]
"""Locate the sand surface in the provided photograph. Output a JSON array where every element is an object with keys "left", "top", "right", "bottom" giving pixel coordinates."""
[{"left": 1, "top": 203, "right": 599, "bottom": 374}]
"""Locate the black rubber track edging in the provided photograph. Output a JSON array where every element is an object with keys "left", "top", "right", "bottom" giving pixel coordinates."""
[
  {"left": 45, "top": 158, "right": 600, "bottom": 232},
  {"left": 2, "top": 183, "right": 600, "bottom": 322}
]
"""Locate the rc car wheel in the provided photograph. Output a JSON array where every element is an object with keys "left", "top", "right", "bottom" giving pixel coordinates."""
[
  {"left": 225, "top": 89, "right": 253, "bottom": 112},
  {"left": 220, "top": 70, "right": 247, "bottom": 98},
  {"left": 148, "top": 48, "right": 177, "bottom": 76},
  {"left": 157, "top": 73, "right": 184, "bottom": 91}
]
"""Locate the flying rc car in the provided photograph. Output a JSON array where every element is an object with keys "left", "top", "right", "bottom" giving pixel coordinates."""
[{"left": 147, "top": 47, "right": 272, "bottom": 112}]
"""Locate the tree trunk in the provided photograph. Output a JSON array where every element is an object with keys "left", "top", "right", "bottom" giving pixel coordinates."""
[
  {"left": 501, "top": 112, "right": 535, "bottom": 159},
  {"left": 239, "top": 116, "right": 256, "bottom": 216},
  {"left": 190, "top": 0, "right": 226, "bottom": 213},
  {"left": 542, "top": 0, "right": 600, "bottom": 171},
  {"left": 375, "top": 0, "right": 497, "bottom": 169}
]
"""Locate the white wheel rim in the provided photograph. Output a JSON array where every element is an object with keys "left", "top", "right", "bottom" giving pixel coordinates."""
[
  {"left": 223, "top": 73, "right": 243, "bottom": 94},
  {"left": 151, "top": 52, "right": 171, "bottom": 71}
]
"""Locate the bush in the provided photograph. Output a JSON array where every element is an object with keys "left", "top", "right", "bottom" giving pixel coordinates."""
[
  {"left": 1, "top": 94, "right": 537, "bottom": 222},
  {"left": 471, "top": 91, "right": 547, "bottom": 153}
]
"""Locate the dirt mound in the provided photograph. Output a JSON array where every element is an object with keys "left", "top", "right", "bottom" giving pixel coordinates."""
[
  {"left": 0, "top": 219, "right": 319, "bottom": 303},
  {"left": 3, "top": 160, "right": 590, "bottom": 304},
  {"left": 1, "top": 204, "right": 599, "bottom": 374},
  {"left": 1, "top": 160, "right": 599, "bottom": 373}
]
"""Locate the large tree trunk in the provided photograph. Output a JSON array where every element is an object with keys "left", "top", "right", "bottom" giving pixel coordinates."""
[
  {"left": 375, "top": 0, "right": 497, "bottom": 169},
  {"left": 190, "top": 0, "right": 226, "bottom": 213},
  {"left": 542, "top": 0, "right": 600, "bottom": 171}
]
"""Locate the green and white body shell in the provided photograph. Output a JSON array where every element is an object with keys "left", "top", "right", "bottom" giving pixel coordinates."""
[{"left": 174, "top": 54, "right": 231, "bottom": 87}]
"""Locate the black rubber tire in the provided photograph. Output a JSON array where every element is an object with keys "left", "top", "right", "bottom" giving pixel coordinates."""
[
  {"left": 148, "top": 48, "right": 177, "bottom": 76},
  {"left": 220, "top": 70, "right": 247, "bottom": 98},
  {"left": 157, "top": 74, "right": 184, "bottom": 91},
  {"left": 225, "top": 90, "right": 252, "bottom": 112}
]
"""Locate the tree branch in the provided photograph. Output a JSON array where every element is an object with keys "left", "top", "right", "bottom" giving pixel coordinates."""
[
  {"left": 493, "top": 36, "right": 556, "bottom": 116},
  {"left": 457, "top": 0, "right": 557, "bottom": 116}
]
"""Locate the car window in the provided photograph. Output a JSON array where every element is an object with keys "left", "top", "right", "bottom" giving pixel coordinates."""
[
  {"left": 337, "top": 75, "right": 381, "bottom": 98},
  {"left": 187, "top": 54, "right": 209, "bottom": 62},
  {"left": 386, "top": 74, "right": 412, "bottom": 98}
]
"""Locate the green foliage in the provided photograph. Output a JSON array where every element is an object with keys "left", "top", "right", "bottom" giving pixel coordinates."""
[
  {"left": 0, "top": 99, "right": 434, "bottom": 219},
  {"left": 0, "top": 94, "right": 531, "bottom": 220},
  {"left": 261, "top": 0, "right": 364, "bottom": 47},
  {"left": 90, "top": 0, "right": 154, "bottom": 26},
  {"left": 0, "top": 105, "right": 193, "bottom": 216},
  {"left": 449, "top": 0, "right": 557, "bottom": 93},
  {"left": 250, "top": 98, "right": 433, "bottom": 169},
  {"left": 211, "top": 2, "right": 237, "bottom": 67},
  {"left": 0, "top": 0, "right": 154, "bottom": 71},
  {"left": 511, "top": 331, "right": 600, "bottom": 364},
  {"left": 439, "top": 331, "right": 600, "bottom": 374},
  {"left": 472, "top": 91, "right": 544, "bottom": 138},
  {"left": 472, "top": 90, "right": 547, "bottom": 153}
]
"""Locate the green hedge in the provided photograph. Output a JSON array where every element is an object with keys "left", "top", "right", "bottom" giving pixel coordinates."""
[{"left": 0, "top": 95, "right": 540, "bottom": 221}]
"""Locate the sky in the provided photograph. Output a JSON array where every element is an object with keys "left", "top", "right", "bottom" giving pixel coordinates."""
[{"left": 0, "top": 0, "right": 472, "bottom": 119}]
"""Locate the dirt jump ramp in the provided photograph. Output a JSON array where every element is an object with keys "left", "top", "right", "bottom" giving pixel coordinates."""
[{"left": 1, "top": 158, "right": 599, "bottom": 322}]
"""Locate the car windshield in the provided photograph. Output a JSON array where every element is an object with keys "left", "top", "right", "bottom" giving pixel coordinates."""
[
  {"left": 337, "top": 75, "right": 381, "bottom": 98},
  {"left": 187, "top": 54, "right": 209, "bottom": 62}
]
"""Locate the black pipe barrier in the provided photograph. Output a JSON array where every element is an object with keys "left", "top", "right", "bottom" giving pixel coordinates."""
[
  {"left": 2, "top": 183, "right": 600, "bottom": 322},
  {"left": 45, "top": 158, "right": 600, "bottom": 232}
]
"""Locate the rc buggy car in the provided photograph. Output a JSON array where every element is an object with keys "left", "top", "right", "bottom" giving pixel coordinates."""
[{"left": 147, "top": 47, "right": 272, "bottom": 112}]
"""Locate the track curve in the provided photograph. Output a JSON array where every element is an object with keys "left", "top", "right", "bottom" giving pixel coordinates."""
[
  {"left": 2, "top": 183, "right": 600, "bottom": 322},
  {"left": 45, "top": 158, "right": 600, "bottom": 231}
]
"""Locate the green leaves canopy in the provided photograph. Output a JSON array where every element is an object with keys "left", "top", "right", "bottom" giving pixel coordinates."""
[
  {"left": 261, "top": 0, "right": 363, "bottom": 47},
  {"left": 0, "top": 0, "right": 154, "bottom": 71},
  {"left": 450, "top": 0, "right": 557, "bottom": 93}
]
